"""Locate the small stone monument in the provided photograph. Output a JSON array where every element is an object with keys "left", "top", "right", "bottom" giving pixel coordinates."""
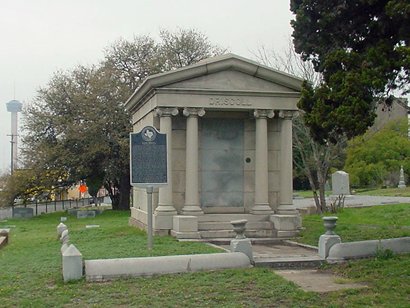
[
  {"left": 398, "top": 166, "right": 406, "bottom": 189},
  {"left": 318, "top": 216, "right": 341, "bottom": 259},
  {"left": 62, "top": 244, "right": 83, "bottom": 282},
  {"left": 332, "top": 171, "right": 350, "bottom": 195},
  {"left": 230, "top": 219, "right": 253, "bottom": 263},
  {"left": 60, "top": 229, "right": 70, "bottom": 253},
  {"left": 57, "top": 223, "right": 68, "bottom": 239}
]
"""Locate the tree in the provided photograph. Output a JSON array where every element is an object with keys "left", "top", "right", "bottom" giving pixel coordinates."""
[
  {"left": 23, "top": 64, "right": 132, "bottom": 210},
  {"left": 159, "top": 28, "right": 226, "bottom": 70},
  {"left": 22, "top": 29, "right": 225, "bottom": 210},
  {"left": 0, "top": 169, "right": 62, "bottom": 207},
  {"left": 254, "top": 42, "right": 346, "bottom": 213},
  {"left": 291, "top": 0, "right": 410, "bottom": 143},
  {"left": 345, "top": 119, "right": 410, "bottom": 187},
  {"left": 293, "top": 116, "right": 346, "bottom": 213}
]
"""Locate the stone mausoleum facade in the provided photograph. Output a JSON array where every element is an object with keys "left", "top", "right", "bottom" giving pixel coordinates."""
[{"left": 125, "top": 54, "right": 302, "bottom": 239}]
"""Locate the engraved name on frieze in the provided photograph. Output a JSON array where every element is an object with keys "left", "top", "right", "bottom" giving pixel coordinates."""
[{"left": 209, "top": 96, "right": 252, "bottom": 107}]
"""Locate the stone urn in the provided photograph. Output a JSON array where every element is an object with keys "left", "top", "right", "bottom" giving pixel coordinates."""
[
  {"left": 231, "top": 219, "right": 248, "bottom": 239},
  {"left": 323, "top": 216, "right": 338, "bottom": 235}
]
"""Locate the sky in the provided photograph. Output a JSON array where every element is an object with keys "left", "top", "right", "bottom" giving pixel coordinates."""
[{"left": 0, "top": 0, "right": 294, "bottom": 172}]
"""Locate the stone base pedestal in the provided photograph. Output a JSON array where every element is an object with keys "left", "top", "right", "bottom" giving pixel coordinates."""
[
  {"left": 153, "top": 208, "right": 177, "bottom": 230},
  {"left": 230, "top": 238, "right": 253, "bottom": 263},
  {"left": 270, "top": 214, "right": 300, "bottom": 238},
  {"left": 318, "top": 234, "right": 341, "bottom": 259},
  {"left": 171, "top": 215, "right": 201, "bottom": 239}
]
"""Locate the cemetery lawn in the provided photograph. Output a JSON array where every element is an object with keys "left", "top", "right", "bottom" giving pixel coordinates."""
[
  {"left": 295, "top": 186, "right": 410, "bottom": 197},
  {"left": 355, "top": 186, "right": 410, "bottom": 197},
  {"left": 294, "top": 190, "right": 331, "bottom": 198},
  {"left": 0, "top": 208, "right": 408, "bottom": 307},
  {"left": 298, "top": 203, "right": 410, "bottom": 245}
]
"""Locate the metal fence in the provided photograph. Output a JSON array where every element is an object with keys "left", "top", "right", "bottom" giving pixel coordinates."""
[{"left": 0, "top": 197, "right": 97, "bottom": 220}]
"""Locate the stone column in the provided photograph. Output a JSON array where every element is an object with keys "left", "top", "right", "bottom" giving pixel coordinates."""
[
  {"left": 153, "top": 108, "right": 178, "bottom": 230},
  {"left": 277, "top": 110, "right": 298, "bottom": 214},
  {"left": 182, "top": 107, "right": 205, "bottom": 215},
  {"left": 251, "top": 109, "right": 274, "bottom": 214}
]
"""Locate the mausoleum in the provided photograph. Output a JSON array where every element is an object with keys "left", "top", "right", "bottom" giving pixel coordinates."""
[{"left": 125, "top": 54, "right": 302, "bottom": 239}]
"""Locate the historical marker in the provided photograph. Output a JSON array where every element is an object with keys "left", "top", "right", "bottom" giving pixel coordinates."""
[
  {"left": 130, "top": 126, "right": 167, "bottom": 251},
  {"left": 130, "top": 126, "right": 167, "bottom": 187}
]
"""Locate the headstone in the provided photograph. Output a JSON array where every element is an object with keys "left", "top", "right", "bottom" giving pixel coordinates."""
[
  {"left": 77, "top": 210, "right": 96, "bottom": 219},
  {"left": 398, "top": 165, "right": 406, "bottom": 188},
  {"left": 57, "top": 223, "right": 68, "bottom": 238},
  {"left": 62, "top": 244, "right": 83, "bottom": 282},
  {"left": 60, "top": 229, "right": 69, "bottom": 245},
  {"left": 12, "top": 207, "right": 33, "bottom": 219},
  {"left": 67, "top": 209, "right": 78, "bottom": 216},
  {"left": 331, "top": 171, "right": 350, "bottom": 195}
]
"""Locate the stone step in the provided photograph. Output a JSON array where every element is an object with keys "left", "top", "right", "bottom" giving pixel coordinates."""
[
  {"left": 254, "top": 257, "right": 324, "bottom": 269},
  {"left": 200, "top": 229, "right": 277, "bottom": 239},
  {"left": 198, "top": 221, "right": 273, "bottom": 231},
  {"left": 205, "top": 238, "right": 291, "bottom": 245},
  {"left": 198, "top": 214, "right": 270, "bottom": 223}
]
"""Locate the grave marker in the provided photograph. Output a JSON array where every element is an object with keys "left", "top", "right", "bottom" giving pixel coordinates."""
[
  {"left": 12, "top": 207, "right": 33, "bottom": 219},
  {"left": 332, "top": 171, "right": 350, "bottom": 195}
]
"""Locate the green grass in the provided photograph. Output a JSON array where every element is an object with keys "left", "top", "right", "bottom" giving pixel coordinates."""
[
  {"left": 296, "top": 186, "right": 410, "bottom": 197},
  {"left": 294, "top": 190, "right": 332, "bottom": 198},
  {"left": 0, "top": 207, "right": 409, "bottom": 307},
  {"left": 298, "top": 203, "right": 410, "bottom": 246},
  {"left": 355, "top": 186, "right": 410, "bottom": 197}
]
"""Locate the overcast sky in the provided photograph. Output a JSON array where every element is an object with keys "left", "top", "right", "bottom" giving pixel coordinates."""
[{"left": 0, "top": 0, "right": 294, "bottom": 172}]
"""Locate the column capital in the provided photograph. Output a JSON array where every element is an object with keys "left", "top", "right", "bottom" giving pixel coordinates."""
[
  {"left": 278, "top": 110, "right": 298, "bottom": 120},
  {"left": 253, "top": 109, "right": 275, "bottom": 119},
  {"left": 155, "top": 107, "right": 179, "bottom": 117},
  {"left": 183, "top": 107, "right": 205, "bottom": 117}
]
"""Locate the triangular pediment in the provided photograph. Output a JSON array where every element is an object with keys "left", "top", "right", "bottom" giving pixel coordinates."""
[
  {"left": 163, "top": 70, "right": 297, "bottom": 93},
  {"left": 126, "top": 54, "right": 303, "bottom": 111}
]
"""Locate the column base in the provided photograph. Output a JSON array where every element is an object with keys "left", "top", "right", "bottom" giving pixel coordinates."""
[
  {"left": 276, "top": 204, "right": 299, "bottom": 215},
  {"left": 250, "top": 203, "right": 273, "bottom": 215},
  {"left": 155, "top": 204, "right": 177, "bottom": 214},
  {"left": 181, "top": 205, "right": 204, "bottom": 215}
]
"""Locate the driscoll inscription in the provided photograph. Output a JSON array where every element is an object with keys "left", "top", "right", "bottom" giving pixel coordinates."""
[{"left": 209, "top": 96, "right": 252, "bottom": 107}]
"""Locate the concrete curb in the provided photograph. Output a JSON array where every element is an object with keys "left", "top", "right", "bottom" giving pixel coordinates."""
[
  {"left": 327, "top": 237, "right": 410, "bottom": 262},
  {"left": 85, "top": 252, "right": 252, "bottom": 281}
]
